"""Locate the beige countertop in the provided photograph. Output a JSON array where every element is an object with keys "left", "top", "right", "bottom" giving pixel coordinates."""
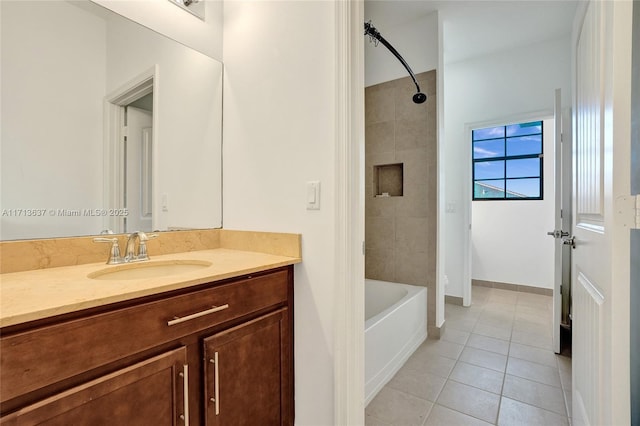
[{"left": 0, "top": 248, "right": 301, "bottom": 328}]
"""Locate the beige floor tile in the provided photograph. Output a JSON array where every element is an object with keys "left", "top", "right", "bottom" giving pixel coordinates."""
[
  {"left": 471, "top": 285, "right": 492, "bottom": 296},
  {"left": 445, "top": 305, "right": 483, "bottom": 321},
  {"left": 436, "top": 380, "right": 500, "bottom": 424},
  {"left": 449, "top": 361, "right": 505, "bottom": 394},
  {"left": 471, "top": 294, "right": 488, "bottom": 307},
  {"left": 387, "top": 368, "right": 447, "bottom": 402},
  {"left": 513, "top": 318, "right": 553, "bottom": 335},
  {"left": 497, "top": 397, "right": 569, "bottom": 426},
  {"left": 515, "top": 310, "right": 552, "bottom": 326},
  {"left": 444, "top": 303, "right": 466, "bottom": 313},
  {"left": 517, "top": 292, "right": 552, "bottom": 304},
  {"left": 517, "top": 303, "right": 552, "bottom": 316},
  {"left": 365, "top": 414, "right": 390, "bottom": 426},
  {"left": 366, "top": 387, "right": 433, "bottom": 426},
  {"left": 516, "top": 294, "right": 552, "bottom": 311},
  {"left": 467, "top": 333, "right": 510, "bottom": 355},
  {"left": 483, "top": 301, "right": 517, "bottom": 314},
  {"left": 418, "top": 339, "right": 465, "bottom": 360},
  {"left": 488, "top": 290, "right": 518, "bottom": 304},
  {"left": 511, "top": 329, "right": 553, "bottom": 351},
  {"left": 503, "top": 374, "right": 568, "bottom": 415},
  {"left": 446, "top": 317, "right": 478, "bottom": 332},
  {"left": 476, "top": 314, "right": 514, "bottom": 330},
  {"left": 470, "top": 294, "right": 489, "bottom": 307},
  {"left": 509, "top": 342, "right": 558, "bottom": 368},
  {"left": 473, "top": 322, "right": 513, "bottom": 341},
  {"left": 403, "top": 352, "right": 456, "bottom": 378},
  {"left": 441, "top": 327, "right": 471, "bottom": 345},
  {"left": 424, "top": 404, "right": 493, "bottom": 426},
  {"left": 479, "top": 309, "right": 515, "bottom": 324},
  {"left": 506, "top": 357, "right": 562, "bottom": 387},
  {"left": 459, "top": 347, "right": 508, "bottom": 372}
]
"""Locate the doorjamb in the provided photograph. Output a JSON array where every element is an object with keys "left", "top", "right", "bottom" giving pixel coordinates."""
[
  {"left": 463, "top": 109, "right": 554, "bottom": 306},
  {"left": 103, "top": 66, "right": 158, "bottom": 233},
  {"left": 334, "top": 0, "right": 365, "bottom": 424}
]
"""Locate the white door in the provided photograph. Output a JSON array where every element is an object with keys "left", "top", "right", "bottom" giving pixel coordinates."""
[
  {"left": 571, "top": 1, "right": 632, "bottom": 425},
  {"left": 125, "top": 106, "right": 153, "bottom": 233}
]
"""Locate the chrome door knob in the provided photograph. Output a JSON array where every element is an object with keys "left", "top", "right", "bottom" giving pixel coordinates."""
[
  {"left": 547, "top": 230, "right": 569, "bottom": 239},
  {"left": 562, "top": 236, "right": 576, "bottom": 249}
]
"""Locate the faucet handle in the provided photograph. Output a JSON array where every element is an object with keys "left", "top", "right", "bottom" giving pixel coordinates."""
[
  {"left": 138, "top": 232, "right": 158, "bottom": 242},
  {"left": 136, "top": 232, "right": 158, "bottom": 261},
  {"left": 93, "top": 237, "right": 124, "bottom": 264}
]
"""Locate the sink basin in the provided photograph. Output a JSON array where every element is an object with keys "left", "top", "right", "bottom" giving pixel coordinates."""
[{"left": 88, "top": 260, "right": 212, "bottom": 281}]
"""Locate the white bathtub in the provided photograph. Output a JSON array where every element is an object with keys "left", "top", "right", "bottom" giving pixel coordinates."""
[{"left": 365, "top": 279, "right": 428, "bottom": 405}]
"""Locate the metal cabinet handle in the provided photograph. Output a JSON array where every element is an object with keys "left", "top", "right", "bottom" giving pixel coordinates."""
[
  {"left": 179, "top": 364, "right": 190, "bottom": 425},
  {"left": 167, "top": 304, "right": 230, "bottom": 326},
  {"left": 210, "top": 352, "right": 220, "bottom": 415}
]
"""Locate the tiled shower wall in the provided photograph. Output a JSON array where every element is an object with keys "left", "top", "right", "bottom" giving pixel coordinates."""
[{"left": 365, "top": 70, "right": 438, "bottom": 330}]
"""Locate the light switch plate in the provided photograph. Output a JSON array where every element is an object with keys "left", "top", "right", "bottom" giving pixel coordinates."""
[
  {"left": 306, "top": 181, "right": 320, "bottom": 210},
  {"left": 161, "top": 193, "right": 169, "bottom": 212}
]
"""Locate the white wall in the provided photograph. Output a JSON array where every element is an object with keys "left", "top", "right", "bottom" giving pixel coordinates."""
[
  {"left": 471, "top": 118, "right": 555, "bottom": 288},
  {"left": 223, "top": 1, "right": 336, "bottom": 424},
  {"left": 0, "top": 1, "right": 106, "bottom": 239},
  {"left": 364, "top": 12, "right": 438, "bottom": 87},
  {"left": 444, "top": 36, "right": 571, "bottom": 297},
  {"left": 94, "top": 0, "right": 223, "bottom": 61}
]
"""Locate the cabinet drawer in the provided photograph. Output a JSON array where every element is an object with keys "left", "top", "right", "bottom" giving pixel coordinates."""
[
  {"left": 1, "top": 347, "right": 188, "bottom": 426},
  {"left": 1, "top": 269, "right": 288, "bottom": 404}
]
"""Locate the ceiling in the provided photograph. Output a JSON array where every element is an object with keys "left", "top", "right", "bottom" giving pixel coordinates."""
[{"left": 364, "top": 0, "right": 580, "bottom": 63}]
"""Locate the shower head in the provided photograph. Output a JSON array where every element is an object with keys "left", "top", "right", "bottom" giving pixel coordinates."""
[
  {"left": 365, "top": 21, "right": 428, "bottom": 105},
  {"left": 413, "top": 92, "right": 427, "bottom": 104}
]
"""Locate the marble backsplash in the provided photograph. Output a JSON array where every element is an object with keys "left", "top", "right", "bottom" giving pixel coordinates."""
[{"left": 0, "top": 229, "right": 301, "bottom": 274}]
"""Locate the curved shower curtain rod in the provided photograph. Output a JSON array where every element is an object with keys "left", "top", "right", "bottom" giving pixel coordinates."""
[{"left": 364, "top": 21, "right": 427, "bottom": 104}]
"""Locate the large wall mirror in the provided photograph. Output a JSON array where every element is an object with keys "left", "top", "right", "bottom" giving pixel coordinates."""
[{"left": 1, "top": 0, "right": 223, "bottom": 241}]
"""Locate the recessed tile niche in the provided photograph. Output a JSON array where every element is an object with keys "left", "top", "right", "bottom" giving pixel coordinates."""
[{"left": 373, "top": 163, "right": 403, "bottom": 197}]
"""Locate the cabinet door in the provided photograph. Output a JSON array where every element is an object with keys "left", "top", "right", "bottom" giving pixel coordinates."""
[
  {"left": 203, "top": 309, "right": 290, "bottom": 426},
  {"left": 1, "top": 347, "right": 189, "bottom": 426}
]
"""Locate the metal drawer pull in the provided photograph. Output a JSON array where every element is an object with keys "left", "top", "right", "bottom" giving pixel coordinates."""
[
  {"left": 167, "top": 304, "right": 230, "bottom": 326},
  {"left": 179, "top": 364, "right": 190, "bottom": 425},
  {"left": 211, "top": 352, "right": 220, "bottom": 415}
]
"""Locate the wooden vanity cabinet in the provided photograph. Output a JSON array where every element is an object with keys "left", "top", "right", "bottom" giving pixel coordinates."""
[
  {"left": 0, "top": 266, "right": 294, "bottom": 425},
  {"left": 203, "top": 309, "right": 291, "bottom": 426}
]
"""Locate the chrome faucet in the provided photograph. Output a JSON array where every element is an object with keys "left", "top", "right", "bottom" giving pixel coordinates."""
[
  {"left": 125, "top": 231, "right": 158, "bottom": 262},
  {"left": 93, "top": 231, "right": 158, "bottom": 264}
]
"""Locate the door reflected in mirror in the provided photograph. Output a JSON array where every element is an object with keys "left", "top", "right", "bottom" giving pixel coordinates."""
[{"left": 0, "top": 0, "right": 223, "bottom": 241}]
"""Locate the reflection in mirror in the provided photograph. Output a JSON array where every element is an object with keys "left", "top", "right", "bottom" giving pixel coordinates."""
[{"left": 1, "top": 0, "right": 222, "bottom": 241}]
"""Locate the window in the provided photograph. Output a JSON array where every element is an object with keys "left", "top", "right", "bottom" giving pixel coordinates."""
[{"left": 472, "top": 120, "right": 543, "bottom": 200}]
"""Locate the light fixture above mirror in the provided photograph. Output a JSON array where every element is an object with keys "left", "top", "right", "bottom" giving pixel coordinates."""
[{"left": 168, "top": 0, "right": 205, "bottom": 21}]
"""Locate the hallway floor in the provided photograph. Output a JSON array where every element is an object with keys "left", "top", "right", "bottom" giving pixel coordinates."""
[{"left": 365, "top": 285, "right": 572, "bottom": 426}]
